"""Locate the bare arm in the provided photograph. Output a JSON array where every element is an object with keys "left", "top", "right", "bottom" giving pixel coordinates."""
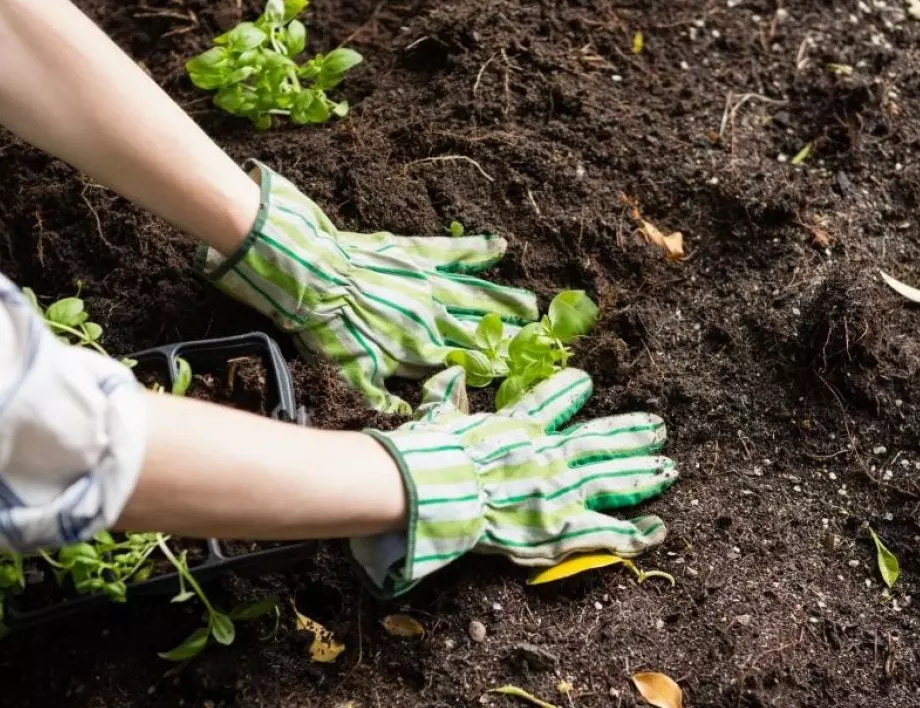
[
  {"left": 0, "top": 0, "right": 257, "bottom": 256},
  {"left": 116, "top": 393, "right": 407, "bottom": 539}
]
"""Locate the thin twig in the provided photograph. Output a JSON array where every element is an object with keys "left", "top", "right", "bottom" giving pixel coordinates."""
[
  {"left": 404, "top": 155, "right": 494, "bottom": 183},
  {"left": 473, "top": 53, "right": 498, "bottom": 96},
  {"left": 80, "top": 189, "right": 114, "bottom": 249},
  {"left": 338, "top": 0, "right": 385, "bottom": 48}
]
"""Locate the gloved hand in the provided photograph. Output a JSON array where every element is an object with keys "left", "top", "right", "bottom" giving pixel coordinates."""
[
  {"left": 195, "top": 160, "right": 538, "bottom": 414},
  {"left": 350, "top": 366, "right": 679, "bottom": 597}
]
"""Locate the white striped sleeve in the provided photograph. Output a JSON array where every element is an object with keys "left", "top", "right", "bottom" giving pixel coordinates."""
[{"left": 0, "top": 272, "right": 147, "bottom": 551}]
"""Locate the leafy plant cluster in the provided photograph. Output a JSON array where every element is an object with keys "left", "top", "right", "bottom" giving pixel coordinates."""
[
  {"left": 0, "top": 291, "right": 278, "bottom": 658},
  {"left": 446, "top": 291, "right": 599, "bottom": 409},
  {"left": 186, "top": 0, "right": 363, "bottom": 130}
]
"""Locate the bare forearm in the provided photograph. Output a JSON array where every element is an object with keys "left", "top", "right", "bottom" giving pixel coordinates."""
[
  {"left": 0, "top": 0, "right": 257, "bottom": 255},
  {"left": 116, "top": 393, "right": 407, "bottom": 539}
]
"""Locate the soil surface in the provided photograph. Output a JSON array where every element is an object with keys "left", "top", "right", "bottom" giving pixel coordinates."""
[{"left": 1, "top": 1, "right": 919, "bottom": 706}]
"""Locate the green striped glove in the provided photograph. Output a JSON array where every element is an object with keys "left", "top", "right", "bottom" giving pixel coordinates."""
[
  {"left": 351, "top": 366, "right": 679, "bottom": 597},
  {"left": 195, "top": 161, "right": 538, "bottom": 414}
]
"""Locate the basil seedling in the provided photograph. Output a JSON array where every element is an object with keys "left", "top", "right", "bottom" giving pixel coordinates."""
[{"left": 186, "top": 0, "right": 363, "bottom": 130}]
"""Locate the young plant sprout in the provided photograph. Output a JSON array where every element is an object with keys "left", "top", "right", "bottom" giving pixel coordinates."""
[
  {"left": 443, "top": 290, "right": 599, "bottom": 408},
  {"left": 185, "top": 0, "right": 363, "bottom": 130}
]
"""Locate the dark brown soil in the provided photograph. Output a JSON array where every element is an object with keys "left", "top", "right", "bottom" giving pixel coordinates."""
[
  {"left": 187, "top": 356, "right": 269, "bottom": 415},
  {"left": 0, "top": 0, "right": 919, "bottom": 706}
]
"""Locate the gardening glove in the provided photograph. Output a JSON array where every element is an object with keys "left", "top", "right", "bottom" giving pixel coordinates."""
[
  {"left": 195, "top": 160, "right": 538, "bottom": 414},
  {"left": 350, "top": 366, "right": 679, "bottom": 597}
]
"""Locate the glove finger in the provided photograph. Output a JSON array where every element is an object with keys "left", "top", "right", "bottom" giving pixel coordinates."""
[
  {"left": 501, "top": 368, "right": 593, "bottom": 432},
  {"left": 430, "top": 270, "right": 539, "bottom": 325},
  {"left": 417, "top": 366, "right": 469, "bottom": 419},
  {"left": 576, "top": 455, "right": 678, "bottom": 510},
  {"left": 548, "top": 413, "right": 667, "bottom": 466},
  {"left": 337, "top": 232, "right": 507, "bottom": 274},
  {"left": 294, "top": 326, "right": 410, "bottom": 415},
  {"left": 482, "top": 510, "right": 668, "bottom": 565}
]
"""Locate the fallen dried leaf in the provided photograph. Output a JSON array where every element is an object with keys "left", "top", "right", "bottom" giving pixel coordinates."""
[
  {"left": 621, "top": 193, "right": 685, "bottom": 261},
  {"left": 527, "top": 552, "right": 627, "bottom": 585},
  {"left": 381, "top": 614, "right": 425, "bottom": 638},
  {"left": 632, "top": 672, "right": 683, "bottom": 708},
  {"left": 488, "top": 685, "right": 559, "bottom": 708},
  {"left": 291, "top": 600, "right": 345, "bottom": 663},
  {"left": 879, "top": 270, "right": 920, "bottom": 303}
]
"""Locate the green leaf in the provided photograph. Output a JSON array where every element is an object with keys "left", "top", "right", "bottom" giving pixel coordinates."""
[
  {"left": 253, "top": 113, "right": 273, "bottom": 130},
  {"left": 291, "top": 90, "right": 330, "bottom": 124},
  {"left": 284, "top": 19, "right": 307, "bottom": 56},
  {"left": 159, "top": 627, "right": 209, "bottom": 661},
  {"left": 475, "top": 313, "right": 504, "bottom": 353},
  {"left": 868, "top": 527, "right": 900, "bottom": 588},
  {"left": 283, "top": 0, "right": 308, "bottom": 20},
  {"left": 186, "top": 47, "right": 232, "bottom": 90},
  {"left": 229, "top": 596, "right": 279, "bottom": 621},
  {"left": 508, "top": 322, "right": 553, "bottom": 365},
  {"left": 210, "top": 613, "right": 236, "bottom": 646},
  {"left": 228, "top": 23, "right": 268, "bottom": 52},
  {"left": 547, "top": 291, "right": 598, "bottom": 343},
  {"left": 57, "top": 542, "right": 98, "bottom": 564},
  {"left": 448, "top": 220, "right": 465, "bottom": 238},
  {"left": 82, "top": 322, "right": 103, "bottom": 342},
  {"left": 790, "top": 142, "right": 813, "bottom": 165},
  {"left": 45, "top": 297, "right": 86, "bottom": 327},
  {"left": 121, "top": 357, "right": 138, "bottom": 369},
  {"left": 496, "top": 375, "right": 528, "bottom": 409},
  {"left": 262, "top": 0, "right": 286, "bottom": 25},
  {"left": 172, "top": 357, "right": 193, "bottom": 397},
  {"left": 331, "top": 100, "right": 349, "bottom": 117},
  {"left": 444, "top": 349, "right": 494, "bottom": 387},
  {"left": 322, "top": 48, "right": 363, "bottom": 75}
]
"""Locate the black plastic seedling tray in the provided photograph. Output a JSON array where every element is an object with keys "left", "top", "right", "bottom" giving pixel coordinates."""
[{"left": 5, "top": 332, "right": 314, "bottom": 629}]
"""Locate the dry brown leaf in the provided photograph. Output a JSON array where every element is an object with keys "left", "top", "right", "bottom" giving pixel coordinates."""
[
  {"left": 621, "top": 193, "right": 686, "bottom": 262},
  {"left": 632, "top": 672, "right": 683, "bottom": 708},
  {"left": 380, "top": 614, "right": 425, "bottom": 638},
  {"left": 291, "top": 600, "right": 345, "bottom": 663}
]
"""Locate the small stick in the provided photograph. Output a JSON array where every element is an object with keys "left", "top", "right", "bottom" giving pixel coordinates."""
[
  {"left": 404, "top": 155, "right": 494, "bottom": 183},
  {"left": 473, "top": 53, "right": 498, "bottom": 96},
  {"left": 80, "top": 188, "right": 114, "bottom": 249}
]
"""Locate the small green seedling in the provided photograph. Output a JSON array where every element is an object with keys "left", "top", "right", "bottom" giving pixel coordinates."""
[
  {"left": 443, "top": 291, "right": 598, "bottom": 409},
  {"left": 186, "top": 0, "right": 363, "bottom": 130},
  {"left": 156, "top": 534, "right": 278, "bottom": 661},
  {"left": 448, "top": 221, "right": 465, "bottom": 238},
  {"left": 173, "top": 357, "right": 193, "bottom": 396},
  {"left": 42, "top": 531, "right": 160, "bottom": 603},
  {"left": 868, "top": 526, "right": 900, "bottom": 588}
]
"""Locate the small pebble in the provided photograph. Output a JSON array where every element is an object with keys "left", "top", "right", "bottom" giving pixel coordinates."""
[
  {"left": 686, "top": 567, "right": 699, "bottom": 577},
  {"left": 848, "top": 559, "right": 860, "bottom": 568},
  {"left": 735, "top": 614, "right": 752, "bottom": 626},
  {"left": 873, "top": 445, "right": 888, "bottom": 455},
  {"left": 492, "top": 602, "right": 503, "bottom": 612},
  {"left": 468, "top": 620, "right": 487, "bottom": 643},
  {"left": 594, "top": 601, "right": 604, "bottom": 610},
  {"left": 445, "top": 638, "right": 456, "bottom": 650},
  {"left": 829, "top": 472, "right": 837, "bottom": 480},
  {"left": 690, "top": 499, "right": 699, "bottom": 507}
]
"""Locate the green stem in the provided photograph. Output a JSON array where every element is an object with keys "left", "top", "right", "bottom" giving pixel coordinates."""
[
  {"left": 155, "top": 534, "right": 215, "bottom": 615},
  {"left": 44, "top": 320, "right": 108, "bottom": 356}
]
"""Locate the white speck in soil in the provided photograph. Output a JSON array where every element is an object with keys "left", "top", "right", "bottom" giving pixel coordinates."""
[
  {"left": 849, "top": 560, "right": 860, "bottom": 568},
  {"left": 468, "top": 620, "right": 487, "bottom": 643},
  {"left": 873, "top": 445, "right": 888, "bottom": 455},
  {"left": 594, "top": 601, "right": 603, "bottom": 610}
]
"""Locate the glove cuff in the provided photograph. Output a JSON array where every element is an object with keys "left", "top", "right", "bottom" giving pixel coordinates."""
[
  {"left": 348, "top": 428, "right": 483, "bottom": 598},
  {"left": 192, "top": 160, "right": 345, "bottom": 330}
]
